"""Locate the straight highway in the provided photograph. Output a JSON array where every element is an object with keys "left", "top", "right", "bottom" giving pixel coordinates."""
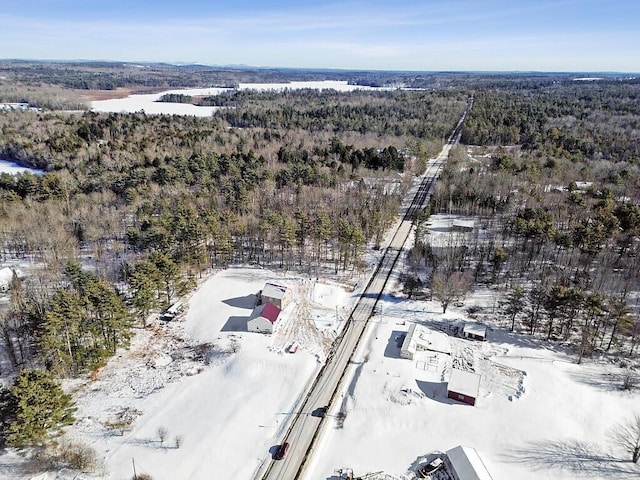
[{"left": 257, "top": 97, "right": 472, "bottom": 480}]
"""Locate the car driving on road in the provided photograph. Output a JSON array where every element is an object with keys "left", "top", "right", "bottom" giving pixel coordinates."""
[{"left": 274, "top": 442, "right": 290, "bottom": 460}]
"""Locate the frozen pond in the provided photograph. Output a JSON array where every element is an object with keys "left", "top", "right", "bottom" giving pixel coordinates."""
[
  {"left": 0, "top": 159, "right": 44, "bottom": 175},
  {"left": 91, "top": 80, "right": 388, "bottom": 116}
]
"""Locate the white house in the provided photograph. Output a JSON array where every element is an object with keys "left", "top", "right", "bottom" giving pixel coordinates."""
[
  {"left": 260, "top": 282, "right": 292, "bottom": 309},
  {"left": 248, "top": 302, "right": 281, "bottom": 334},
  {"left": 445, "top": 445, "right": 494, "bottom": 480},
  {"left": 400, "top": 324, "right": 451, "bottom": 360}
]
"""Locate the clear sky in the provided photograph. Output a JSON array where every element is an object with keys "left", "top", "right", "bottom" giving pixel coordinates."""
[{"left": 1, "top": 0, "right": 639, "bottom": 72}]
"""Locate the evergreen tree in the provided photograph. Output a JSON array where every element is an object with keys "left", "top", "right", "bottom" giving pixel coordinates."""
[
  {"left": 503, "top": 285, "right": 526, "bottom": 332},
  {"left": 129, "top": 260, "right": 160, "bottom": 327},
  {"left": 1, "top": 369, "right": 75, "bottom": 448}
]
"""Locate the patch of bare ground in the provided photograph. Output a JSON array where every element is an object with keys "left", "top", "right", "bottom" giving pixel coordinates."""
[{"left": 81, "top": 86, "right": 165, "bottom": 101}]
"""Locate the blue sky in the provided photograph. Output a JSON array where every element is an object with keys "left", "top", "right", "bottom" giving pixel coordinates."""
[{"left": 1, "top": 0, "right": 639, "bottom": 72}]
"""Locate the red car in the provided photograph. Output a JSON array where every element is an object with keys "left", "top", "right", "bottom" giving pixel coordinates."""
[{"left": 274, "top": 442, "right": 290, "bottom": 460}]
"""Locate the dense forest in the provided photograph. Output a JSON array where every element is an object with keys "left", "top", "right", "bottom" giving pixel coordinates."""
[
  {"left": 1, "top": 63, "right": 640, "bottom": 449},
  {"left": 0, "top": 80, "right": 466, "bottom": 394}
]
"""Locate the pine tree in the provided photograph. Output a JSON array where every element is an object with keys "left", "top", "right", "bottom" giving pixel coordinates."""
[
  {"left": 129, "top": 260, "right": 160, "bottom": 327},
  {"left": 503, "top": 285, "right": 526, "bottom": 332},
  {"left": 1, "top": 369, "right": 75, "bottom": 448}
]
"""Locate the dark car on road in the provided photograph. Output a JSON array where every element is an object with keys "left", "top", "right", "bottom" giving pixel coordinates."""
[
  {"left": 311, "top": 406, "right": 328, "bottom": 418},
  {"left": 274, "top": 442, "right": 290, "bottom": 460}
]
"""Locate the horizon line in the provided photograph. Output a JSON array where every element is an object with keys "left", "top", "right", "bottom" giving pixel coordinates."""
[{"left": 1, "top": 58, "right": 638, "bottom": 76}]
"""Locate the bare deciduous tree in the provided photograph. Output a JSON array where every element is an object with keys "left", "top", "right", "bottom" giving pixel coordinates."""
[
  {"left": 610, "top": 413, "right": 640, "bottom": 463},
  {"left": 431, "top": 270, "right": 473, "bottom": 313},
  {"left": 157, "top": 426, "right": 168, "bottom": 447}
]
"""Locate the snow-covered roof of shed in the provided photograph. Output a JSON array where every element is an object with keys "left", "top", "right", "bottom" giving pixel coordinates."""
[
  {"left": 452, "top": 219, "right": 475, "bottom": 229},
  {"left": 573, "top": 181, "right": 593, "bottom": 190},
  {"left": 446, "top": 445, "right": 493, "bottom": 480},
  {"left": 448, "top": 369, "right": 481, "bottom": 398},
  {"left": 463, "top": 323, "right": 487, "bottom": 337},
  {"left": 0, "top": 267, "right": 20, "bottom": 286},
  {"left": 262, "top": 282, "right": 288, "bottom": 300}
]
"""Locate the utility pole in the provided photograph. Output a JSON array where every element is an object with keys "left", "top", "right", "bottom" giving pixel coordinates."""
[{"left": 132, "top": 457, "right": 137, "bottom": 480}]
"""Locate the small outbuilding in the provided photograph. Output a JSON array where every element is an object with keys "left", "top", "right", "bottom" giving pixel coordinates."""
[
  {"left": 463, "top": 323, "right": 487, "bottom": 341},
  {"left": 248, "top": 302, "right": 281, "bottom": 334},
  {"left": 0, "top": 267, "right": 22, "bottom": 292},
  {"left": 447, "top": 368, "right": 481, "bottom": 406},
  {"left": 445, "top": 445, "right": 493, "bottom": 480},
  {"left": 260, "top": 282, "right": 292, "bottom": 310},
  {"left": 451, "top": 219, "right": 475, "bottom": 232}
]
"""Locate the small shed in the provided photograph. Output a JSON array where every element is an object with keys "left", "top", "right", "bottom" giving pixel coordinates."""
[
  {"left": 447, "top": 368, "right": 481, "bottom": 406},
  {"left": 0, "top": 267, "right": 22, "bottom": 292},
  {"left": 452, "top": 219, "right": 475, "bottom": 232},
  {"left": 463, "top": 323, "right": 487, "bottom": 341},
  {"left": 445, "top": 445, "right": 493, "bottom": 480},
  {"left": 248, "top": 302, "right": 281, "bottom": 334},
  {"left": 260, "top": 282, "right": 292, "bottom": 309}
]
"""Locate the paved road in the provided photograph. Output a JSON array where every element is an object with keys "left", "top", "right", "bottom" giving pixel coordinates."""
[{"left": 258, "top": 98, "right": 472, "bottom": 480}]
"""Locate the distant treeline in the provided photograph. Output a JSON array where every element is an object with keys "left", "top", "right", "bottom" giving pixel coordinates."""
[{"left": 157, "top": 93, "right": 194, "bottom": 104}]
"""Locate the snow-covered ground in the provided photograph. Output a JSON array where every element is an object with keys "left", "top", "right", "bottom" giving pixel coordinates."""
[
  {"left": 89, "top": 92, "right": 223, "bottom": 117},
  {"left": 2, "top": 202, "right": 639, "bottom": 480},
  {"left": 90, "top": 81, "right": 387, "bottom": 116},
  {"left": 304, "top": 294, "right": 640, "bottom": 480},
  {"left": 6, "top": 265, "right": 636, "bottom": 480},
  {"left": 0, "top": 159, "right": 44, "bottom": 175},
  {"left": 3, "top": 267, "right": 355, "bottom": 480}
]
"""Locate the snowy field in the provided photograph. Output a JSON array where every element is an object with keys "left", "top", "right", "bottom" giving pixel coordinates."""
[
  {"left": 6, "top": 266, "right": 635, "bottom": 480},
  {"left": 3, "top": 267, "right": 355, "bottom": 480},
  {"left": 0, "top": 159, "right": 44, "bottom": 175},
  {"left": 304, "top": 293, "right": 640, "bottom": 480},
  {"left": 90, "top": 81, "right": 386, "bottom": 116}
]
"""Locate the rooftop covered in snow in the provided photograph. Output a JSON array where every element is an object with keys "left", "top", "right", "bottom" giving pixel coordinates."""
[
  {"left": 446, "top": 445, "right": 494, "bottom": 480},
  {"left": 262, "top": 282, "right": 288, "bottom": 300},
  {"left": 448, "top": 369, "right": 481, "bottom": 398}
]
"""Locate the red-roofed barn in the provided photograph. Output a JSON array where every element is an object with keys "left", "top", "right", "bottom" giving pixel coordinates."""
[{"left": 248, "top": 302, "right": 281, "bottom": 334}]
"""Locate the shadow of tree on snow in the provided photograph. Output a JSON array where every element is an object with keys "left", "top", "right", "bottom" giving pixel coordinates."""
[
  {"left": 566, "top": 367, "right": 636, "bottom": 393},
  {"left": 502, "top": 439, "right": 640, "bottom": 479}
]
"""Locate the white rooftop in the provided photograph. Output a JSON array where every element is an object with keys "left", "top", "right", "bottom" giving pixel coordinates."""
[
  {"left": 262, "top": 282, "right": 288, "bottom": 300},
  {"left": 452, "top": 219, "right": 475, "bottom": 229},
  {"left": 0, "top": 267, "right": 21, "bottom": 286},
  {"left": 446, "top": 445, "right": 493, "bottom": 480},
  {"left": 401, "top": 324, "right": 451, "bottom": 356},
  {"left": 448, "top": 369, "right": 481, "bottom": 398},
  {"left": 463, "top": 323, "right": 487, "bottom": 337}
]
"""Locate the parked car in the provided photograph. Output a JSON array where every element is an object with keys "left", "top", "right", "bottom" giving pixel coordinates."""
[
  {"left": 274, "top": 442, "right": 290, "bottom": 460},
  {"left": 418, "top": 458, "right": 443, "bottom": 477}
]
